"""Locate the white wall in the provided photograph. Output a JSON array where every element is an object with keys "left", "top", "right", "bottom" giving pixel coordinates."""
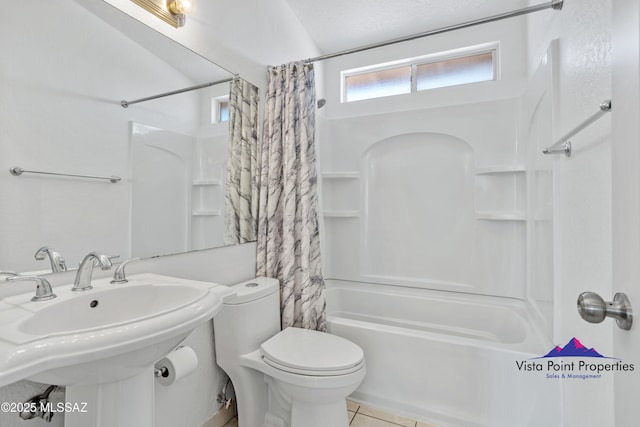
[{"left": 526, "top": 0, "right": 614, "bottom": 426}]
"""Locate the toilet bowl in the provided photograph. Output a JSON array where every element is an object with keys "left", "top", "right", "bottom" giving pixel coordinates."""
[{"left": 213, "top": 278, "right": 366, "bottom": 427}]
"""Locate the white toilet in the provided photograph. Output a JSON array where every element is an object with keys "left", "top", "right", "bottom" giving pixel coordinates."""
[{"left": 214, "top": 278, "right": 366, "bottom": 427}]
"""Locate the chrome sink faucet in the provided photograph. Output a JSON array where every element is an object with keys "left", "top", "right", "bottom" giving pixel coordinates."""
[
  {"left": 34, "top": 246, "right": 67, "bottom": 273},
  {"left": 73, "top": 252, "right": 112, "bottom": 292},
  {"left": 6, "top": 276, "right": 56, "bottom": 301}
]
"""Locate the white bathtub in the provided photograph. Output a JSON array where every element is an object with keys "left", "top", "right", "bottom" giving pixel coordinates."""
[{"left": 326, "top": 280, "right": 562, "bottom": 427}]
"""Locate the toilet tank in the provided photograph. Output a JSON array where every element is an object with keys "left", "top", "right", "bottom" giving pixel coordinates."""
[{"left": 214, "top": 277, "right": 281, "bottom": 363}]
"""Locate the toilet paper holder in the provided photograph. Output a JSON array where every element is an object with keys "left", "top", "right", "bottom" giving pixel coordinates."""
[
  {"left": 154, "top": 366, "right": 169, "bottom": 378},
  {"left": 154, "top": 345, "right": 198, "bottom": 384},
  {"left": 154, "top": 346, "right": 183, "bottom": 378}
]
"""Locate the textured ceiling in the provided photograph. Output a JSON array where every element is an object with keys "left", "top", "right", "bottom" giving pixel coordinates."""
[{"left": 283, "top": 0, "right": 531, "bottom": 54}]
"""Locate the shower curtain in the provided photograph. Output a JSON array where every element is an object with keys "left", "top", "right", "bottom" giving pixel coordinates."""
[
  {"left": 224, "top": 77, "right": 260, "bottom": 245},
  {"left": 257, "top": 61, "right": 326, "bottom": 332}
]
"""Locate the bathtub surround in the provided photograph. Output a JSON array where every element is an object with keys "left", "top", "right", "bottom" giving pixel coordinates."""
[
  {"left": 257, "top": 62, "right": 326, "bottom": 331},
  {"left": 326, "top": 280, "right": 559, "bottom": 426},
  {"left": 319, "top": 99, "right": 525, "bottom": 299},
  {"left": 312, "top": 5, "right": 565, "bottom": 426},
  {"left": 224, "top": 78, "right": 260, "bottom": 245}
]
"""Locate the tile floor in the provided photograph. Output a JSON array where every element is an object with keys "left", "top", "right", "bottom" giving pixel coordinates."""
[
  {"left": 222, "top": 417, "right": 237, "bottom": 427},
  {"left": 222, "top": 400, "right": 438, "bottom": 427}
]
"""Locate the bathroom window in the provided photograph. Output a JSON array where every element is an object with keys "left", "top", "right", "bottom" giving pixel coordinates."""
[
  {"left": 212, "top": 96, "right": 230, "bottom": 123},
  {"left": 342, "top": 44, "right": 498, "bottom": 102}
]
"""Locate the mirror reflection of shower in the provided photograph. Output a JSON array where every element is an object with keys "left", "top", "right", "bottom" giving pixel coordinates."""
[
  {"left": 0, "top": 0, "right": 256, "bottom": 272},
  {"left": 130, "top": 78, "right": 261, "bottom": 258}
]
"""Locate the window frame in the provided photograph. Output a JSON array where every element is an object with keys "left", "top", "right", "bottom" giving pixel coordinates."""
[{"left": 340, "top": 42, "right": 500, "bottom": 103}]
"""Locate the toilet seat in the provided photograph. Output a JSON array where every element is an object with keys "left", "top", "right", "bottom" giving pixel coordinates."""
[
  {"left": 260, "top": 327, "right": 364, "bottom": 377},
  {"left": 262, "top": 355, "right": 365, "bottom": 376}
]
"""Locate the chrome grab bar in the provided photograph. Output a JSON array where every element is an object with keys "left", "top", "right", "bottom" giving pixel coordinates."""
[
  {"left": 543, "top": 100, "right": 612, "bottom": 157},
  {"left": 9, "top": 166, "right": 121, "bottom": 183}
]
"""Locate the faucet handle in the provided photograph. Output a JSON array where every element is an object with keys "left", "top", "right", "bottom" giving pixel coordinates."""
[
  {"left": 111, "top": 258, "right": 140, "bottom": 284},
  {"left": 0, "top": 271, "right": 19, "bottom": 280},
  {"left": 6, "top": 276, "right": 56, "bottom": 302},
  {"left": 34, "top": 247, "right": 49, "bottom": 261},
  {"left": 85, "top": 252, "right": 113, "bottom": 271},
  {"left": 34, "top": 246, "right": 67, "bottom": 273}
]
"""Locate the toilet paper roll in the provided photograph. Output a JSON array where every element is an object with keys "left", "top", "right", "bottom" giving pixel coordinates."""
[{"left": 155, "top": 346, "right": 199, "bottom": 386}]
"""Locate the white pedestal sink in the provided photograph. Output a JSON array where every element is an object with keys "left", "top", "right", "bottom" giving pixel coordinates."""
[{"left": 0, "top": 273, "right": 234, "bottom": 427}]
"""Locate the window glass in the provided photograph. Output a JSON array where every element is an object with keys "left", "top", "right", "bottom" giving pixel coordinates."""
[
  {"left": 416, "top": 52, "right": 494, "bottom": 91},
  {"left": 344, "top": 66, "right": 411, "bottom": 102},
  {"left": 218, "top": 100, "right": 229, "bottom": 122},
  {"left": 342, "top": 47, "right": 496, "bottom": 103}
]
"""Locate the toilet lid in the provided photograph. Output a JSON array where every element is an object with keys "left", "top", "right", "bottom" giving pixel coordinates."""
[{"left": 260, "top": 327, "right": 364, "bottom": 375}]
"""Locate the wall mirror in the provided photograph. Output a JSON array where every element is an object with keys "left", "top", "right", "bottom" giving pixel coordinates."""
[{"left": 0, "top": 0, "right": 258, "bottom": 273}]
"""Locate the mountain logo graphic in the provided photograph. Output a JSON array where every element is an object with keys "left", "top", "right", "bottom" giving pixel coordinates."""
[{"left": 536, "top": 337, "right": 608, "bottom": 358}]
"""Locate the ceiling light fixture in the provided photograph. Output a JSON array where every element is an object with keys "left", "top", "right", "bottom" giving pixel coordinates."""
[{"left": 130, "top": 0, "right": 187, "bottom": 28}]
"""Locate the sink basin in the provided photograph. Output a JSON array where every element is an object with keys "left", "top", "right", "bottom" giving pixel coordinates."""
[
  {"left": 0, "top": 273, "right": 234, "bottom": 386},
  {"left": 19, "top": 283, "right": 206, "bottom": 336}
]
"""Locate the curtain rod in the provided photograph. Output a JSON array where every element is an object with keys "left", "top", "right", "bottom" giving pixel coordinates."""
[
  {"left": 303, "top": 0, "right": 563, "bottom": 63},
  {"left": 120, "top": 77, "right": 234, "bottom": 108}
]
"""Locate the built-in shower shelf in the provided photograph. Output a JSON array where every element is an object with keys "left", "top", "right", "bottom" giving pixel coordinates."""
[
  {"left": 475, "top": 166, "right": 525, "bottom": 175},
  {"left": 192, "top": 210, "right": 221, "bottom": 216},
  {"left": 323, "top": 210, "right": 360, "bottom": 218},
  {"left": 192, "top": 179, "right": 222, "bottom": 186},
  {"left": 321, "top": 172, "right": 360, "bottom": 179},
  {"left": 476, "top": 211, "right": 525, "bottom": 221}
]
